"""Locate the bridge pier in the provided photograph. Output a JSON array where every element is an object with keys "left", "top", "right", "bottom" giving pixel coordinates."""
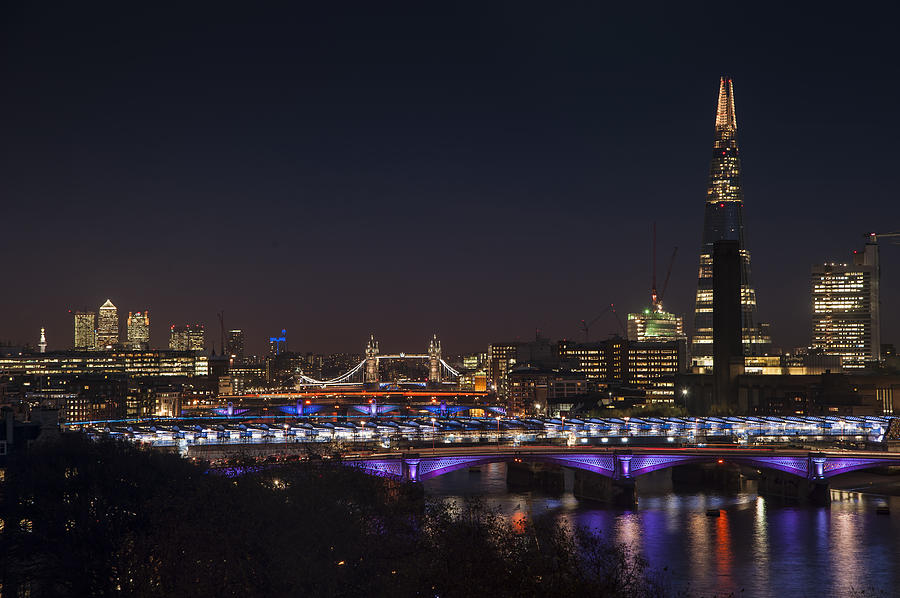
[
  {"left": 506, "top": 460, "right": 565, "bottom": 492},
  {"left": 571, "top": 451, "right": 637, "bottom": 507},
  {"left": 756, "top": 471, "right": 830, "bottom": 505},
  {"left": 572, "top": 469, "right": 635, "bottom": 506},
  {"left": 754, "top": 452, "right": 831, "bottom": 505},
  {"left": 672, "top": 463, "right": 745, "bottom": 493},
  {"left": 402, "top": 456, "right": 420, "bottom": 482}
]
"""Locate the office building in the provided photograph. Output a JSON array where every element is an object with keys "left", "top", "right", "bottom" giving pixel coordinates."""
[
  {"left": 558, "top": 341, "right": 606, "bottom": 381},
  {"left": 97, "top": 299, "right": 119, "bottom": 349},
  {"left": 301, "top": 352, "right": 324, "bottom": 379},
  {"left": 268, "top": 329, "right": 288, "bottom": 356},
  {"left": 0, "top": 350, "right": 208, "bottom": 378},
  {"left": 487, "top": 343, "right": 518, "bottom": 397},
  {"left": 73, "top": 311, "right": 96, "bottom": 350},
  {"left": 226, "top": 329, "right": 245, "bottom": 363},
  {"left": 169, "top": 324, "right": 205, "bottom": 351},
  {"left": 126, "top": 311, "right": 150, "bottom": 349},
  {"left": 626, "top": 340, "right": 686, "bottom": 403},
  {"left": 812, "top": 239, "right": 881, "bottom": 368},
  {"left": 692, "top": 77, "right": 769, "bottom": 368},
  {"left": 507, "top": 365, "right": 551, "bottom": 416},
  {"left": 462, "top": 353, "right": 485, "bottom": 371},
  {"left": 558, "top": 337, "right": 684, "bottom": 403},
  {"left": 627, "top": 309, "right": 685, "bottom": 342}
]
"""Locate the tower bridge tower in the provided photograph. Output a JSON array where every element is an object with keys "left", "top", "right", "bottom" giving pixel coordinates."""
[
  {"left": 365, "top": 334, "right": 380, "bottom": 384},
  {"left": 428, "top": 334, "right": 442, "bottom": 384}
]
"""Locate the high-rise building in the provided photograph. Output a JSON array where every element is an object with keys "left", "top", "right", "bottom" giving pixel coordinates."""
[
  {"left": 127, "top": 311, "right": 150, "bottom": 349},
  {"left": 626, "top": 339, "right": 686, "bottom": 403},
  {"left": 268, "top": 329, "right": 288, "bottom": 356},
  {"left": 560, "top": 337, "right": 685, "bottom": 402},
  {"left": 627, "top": 309, "right": 685, "bottom": 342},
  {"left": 558, "top": 341, "right": 606, "bottom": 381},
  {"left": 169, "top": 324, "right": 205, "bottom": 351},
  {"left": 39, "top": 327, "right": 47, "bottom": 353},
  {"left": 97, "top": 299, "right": 119, "bottom": 349},
  {"left": 812, "top": 239, "right": 881, "bottom": 369},
  {"left": 226, "top": 329, "right": 245, "bottom": 363},
  {"left": 188, "top": 325, "right": 205, "bottom": 351},
  {"left": 73, "top": 311, "right": 97, "bottom": 350},
  {"left": 692, "top": 77, "right": 769, "bottom": 368},
  {"left": 487, "top": 343, "right": 518, "bottom": 397}
]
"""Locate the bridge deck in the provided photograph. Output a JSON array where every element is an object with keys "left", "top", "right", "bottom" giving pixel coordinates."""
[
  {"left": 342, "top": 445, "right": 900, "bottom": 461},
  {"left": 341, "top": 445, "right": 900, "bottom": 483}
]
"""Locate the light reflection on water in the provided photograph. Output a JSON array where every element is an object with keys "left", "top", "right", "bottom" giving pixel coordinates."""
[{"left": 423, "top": 462, "right": 900, "bottom": 597}]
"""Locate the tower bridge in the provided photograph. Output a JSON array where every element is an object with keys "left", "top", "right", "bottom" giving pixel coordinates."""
[{"left": 297, "top": 334, "right": 459, "bottom": 388}]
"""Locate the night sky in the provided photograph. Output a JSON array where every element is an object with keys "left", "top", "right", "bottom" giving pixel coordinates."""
[{"left": 2, "top": 3, "right": 898, "bottom": 355}]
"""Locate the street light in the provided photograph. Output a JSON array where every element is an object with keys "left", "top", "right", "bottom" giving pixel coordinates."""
[{"left": 496, "top": 415, "right": 502, "bottom": 451}]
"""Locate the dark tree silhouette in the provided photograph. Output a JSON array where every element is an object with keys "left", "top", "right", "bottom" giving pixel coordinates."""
[{"left": 1, "top": 436, "right": 672, "bottom": 597}]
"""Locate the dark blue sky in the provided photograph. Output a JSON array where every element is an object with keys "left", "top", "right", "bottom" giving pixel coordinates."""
[{"left": 1, "top": 2, "right": 898, "bottom": 355}]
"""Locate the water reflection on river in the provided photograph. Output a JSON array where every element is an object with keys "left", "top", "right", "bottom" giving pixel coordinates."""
[{"left": 423, "top": 462, "right": 900, "bottom": 597}]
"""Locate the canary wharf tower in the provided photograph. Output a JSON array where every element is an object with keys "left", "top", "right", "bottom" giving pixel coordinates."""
[{"left": 692, "top": 77, "right": 769, "bottom": 368}]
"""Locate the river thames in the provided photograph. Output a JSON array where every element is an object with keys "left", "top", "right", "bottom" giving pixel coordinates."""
[{"left": 424, "top": 463, "right": 900, "bottom": 597}]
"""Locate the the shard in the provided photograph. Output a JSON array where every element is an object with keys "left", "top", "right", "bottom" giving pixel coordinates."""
[{"left": 692, "top": 77, "right": 769, "bottom": 368}]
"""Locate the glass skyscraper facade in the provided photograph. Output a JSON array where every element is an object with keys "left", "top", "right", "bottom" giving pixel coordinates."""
[
  {"left": 127, "top": 310, "right": 150, "bottom": 349},
  {"left": 97, "top": 299, "right": 119, "bottom": 349},
  {"left": 73, "top": 311, "right": 96, "bottom": 350},
  {"left": 692, "top": 77, "right": 769, "bottom": 368}
]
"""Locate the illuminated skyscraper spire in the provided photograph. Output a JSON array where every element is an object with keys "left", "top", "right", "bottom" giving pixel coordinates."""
[
  {"left": 39, "top": 327, "right": 47, "bottom": 353},
  {"left": 692, "top": 77, "right": 769, "bottom": 368},
  {"left": 715, "top": 77, "right": 737, "bottom": 132}
]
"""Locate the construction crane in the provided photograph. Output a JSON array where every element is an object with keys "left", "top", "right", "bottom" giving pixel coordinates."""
[
  {"left": 217, "top": 311, "right": 226, "bottom": 356},
  {"left": 866, "top": 231, "right": 900, "bottom": 245},
  {"left": 580, "top": 303, "right": 625, "bottom": 341},
  {"left": 650, "top": 222, "right": 678, "bottom": 312}
]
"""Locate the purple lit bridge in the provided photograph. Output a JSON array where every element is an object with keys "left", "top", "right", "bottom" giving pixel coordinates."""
[{"left": 343, "top": 446, "right": 900, "bottom": 486}]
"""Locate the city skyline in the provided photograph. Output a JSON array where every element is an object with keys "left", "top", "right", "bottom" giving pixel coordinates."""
[
  {"left": 1, "top": 4, "right": 898, "bottom": 355},
  {"left": 6, "top": 7, "right": 900, "bottom": 597}
]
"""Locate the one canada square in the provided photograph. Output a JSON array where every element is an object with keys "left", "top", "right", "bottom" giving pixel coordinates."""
[{"left": 692, "top": 77, "right": 769, "bottom": 367}]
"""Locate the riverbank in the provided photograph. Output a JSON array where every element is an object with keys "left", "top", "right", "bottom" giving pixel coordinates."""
[{"left": 830, "top": 469, "right": 900, "bottom": 496}]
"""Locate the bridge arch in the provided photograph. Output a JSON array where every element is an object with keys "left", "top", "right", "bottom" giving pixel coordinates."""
[
  {"left": 347, "top": 451, "right": 900, "bottom": 483},
  {"left": 415, "top": 453, "right": 616, "bottom": 481}
]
